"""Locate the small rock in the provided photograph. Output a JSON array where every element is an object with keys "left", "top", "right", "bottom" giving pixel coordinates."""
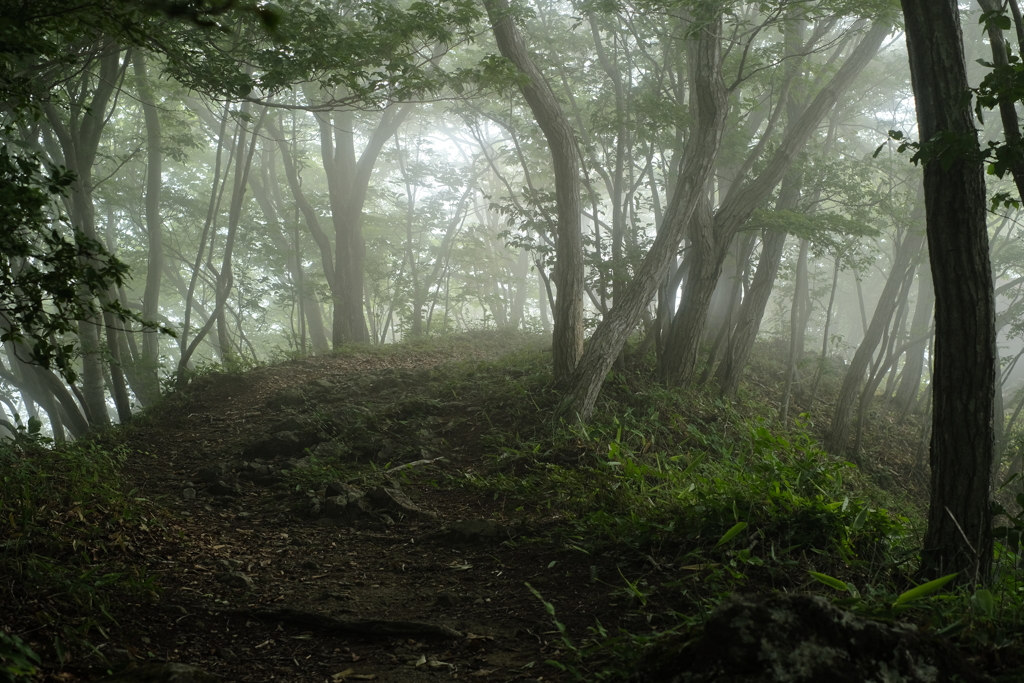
[
  {"left": 325, "top": 481, "right": 361, "bottom": 498},
  {"left": 97, "top": 661, "right": 221, "bottom": 682},
  {"left": 216, "top": 571, "right": 254, "bottom": 589},
  {"left": 367, "top": 486, "right": 436, "bottom": 520},
  {"left": 442, "top": 519, "right": 505, "bottom": 544},
  {"left": 240, "top": 460, "right": 270, "bottom": 477},
  {"left": 207, "top": 481, "right": 239, "bottom": 497},
  {"left": 196, "top": 463, "right": 231, "bottom": 484},
  {"left": 310, "top": 440, "right": 352, "bottom": 460},
  {"left": 266, "top": 387, "right": 305, "bottom": 409},
  {"left": 282, "top": 455, "right": 312, "bottom": 471},
  {"left": 322, "top": 492, "right": 377, "bottom": 524},
  {"left": 181, "top": 488, "right": 196, "bottom": 500}
]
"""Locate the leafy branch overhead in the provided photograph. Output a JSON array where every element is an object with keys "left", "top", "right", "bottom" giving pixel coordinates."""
[{"left": 0, "top": 147, "right": 173, "bottom": 382}]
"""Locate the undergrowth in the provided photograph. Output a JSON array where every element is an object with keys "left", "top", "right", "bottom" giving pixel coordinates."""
[
  {"left": 423, "top": 341, "right": 1024, "bottom": 680},
  {"left": 0, "top": 432, "right": 161, "bottom": 677}
]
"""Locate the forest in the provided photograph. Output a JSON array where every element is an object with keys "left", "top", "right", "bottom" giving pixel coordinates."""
[{"left": 2, "top": 0, "right": 1023, "bottom": 681}]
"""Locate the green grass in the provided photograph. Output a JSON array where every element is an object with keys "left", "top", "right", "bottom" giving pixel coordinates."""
[
  {"left": 0, "top": 433, "right": 161, "bottom": 671},
  {"left": 394, "top": 339, "right": 1024, "bottom": 679}
]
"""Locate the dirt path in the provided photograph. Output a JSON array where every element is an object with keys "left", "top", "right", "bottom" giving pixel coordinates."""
[{"left": 112, "top": 339, "right": 610, "bottom": 682}]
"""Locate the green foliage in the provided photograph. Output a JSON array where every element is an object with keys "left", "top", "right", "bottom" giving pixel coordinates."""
[
  {"left": 0, "top": 631, "right": 39, "bottom": 682},
  {"left": 0, "top": 438, "right": 161, "bottom": 662},
  {"left": 158, "top": 0, "right": 483, "bottom": 104},
  {"left": 0, "top": 144, "right": 173, "bottom": 381},
  {"left": 432, "top": 346, "right": 928, "bottom": 679}
]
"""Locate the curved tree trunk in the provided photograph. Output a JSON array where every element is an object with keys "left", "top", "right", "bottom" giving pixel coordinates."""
[
  {"left": 558, "top": 9, "right": 728, "bottom": 421},
  {"left": 659, "top": 20, "right": 889, "bottom": 387},
  {"left": 714, "top": 228, "right": 787, "bottom": 397},
  {"left": 484, "top": 0, "right": 584, "bottom": 380},
  {"left": 826, "top": 223, "right": 926, "bottom": 455}
]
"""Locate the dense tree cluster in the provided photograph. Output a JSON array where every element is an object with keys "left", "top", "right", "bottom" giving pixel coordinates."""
[{"left": 2, "top": 0, "right": 1022, "bottom": 582}]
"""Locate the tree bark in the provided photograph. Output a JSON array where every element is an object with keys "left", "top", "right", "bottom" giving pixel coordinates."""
[
  {"left": 902, "top": 0, "right": 997, "bottom": 584},
  {"left": 42, "top": 44, "right": 124, "bottom": 427},
  {"left": 132, "top": 50, "right": 164, "bottom": 405},
  {"left": 660, "top": 19, "right": 889, "bottom": 387},
  {"left": 894, "top": 265, "right": 934, "bottom": 419},
  {"left": 311, "top": 103, "right": 411, "bottom": 347},
  {"left": 484, "top": 0, "right": 584, "bottom": 380},
  {"left": 780, "top": 238, "right": 811, "bottom": 421},
  {"left": 826, "top": 223, "right": 926, "bottom": 455},
  {"left": 557, "top": 9, "right": 728, "bottom": 421},
  {"left": 715, "top": 229, "right": 786, "bottom": 397}
]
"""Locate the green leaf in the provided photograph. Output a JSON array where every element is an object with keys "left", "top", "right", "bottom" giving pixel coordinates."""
[
  {"left": 973, "top": 588, "right": 995, "bottom": 618},
  {"left": 715, "top": 522, "right": 748, "bottom": 547},
  {"left": 808, "top": 571, "right": 848, "bottom": 592},
  {"left": 678, "top": 452, "right": 705, "bottom": 479},
  {"left": 850, "top": 506, "right": 869, "bottom": 531},
  {"left": 893, "top": 573, "right": 958, "bottom": 606}
]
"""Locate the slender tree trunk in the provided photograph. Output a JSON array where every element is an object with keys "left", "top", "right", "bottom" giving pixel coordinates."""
[
  {"left": 557, "top": 9, "right": 728, "bottom": 421},
  {"left": 903, "top": 0, "right": 997, "bottom": 584},
  {"left": 178, "top": 102, "right": 230, "bottom": 383},
  {"left": 484, "top": 0, "right": 584, "bottom": 380},
  {"left": 132, "top": 50, "right": 163, "bottom": 405},
  {"left": 215, "top": 104, "right": 260, "bottom": 358},
  {"left": 826, "top": 224, "right": 926, "bottom": 454},
  {"left": 660, "top": 20, "right": 889, "bottom": 387},
  {"left": 894, "top": 265, "right": 934, "bottom": 418},
  {"left": 780, "top": 238, "right": 810, "bottom": 421},
  {"left": 807, "top": 251, "right": 843, "bottom": 410},
  {"left": 715, "top": 229, "right": 786, "bottom": 397},
  {"left": 265, "top": 118, "right": 332, "bottom": 352},
  {"left": 42, "top": 45, "right": 124, "bottom": 427}
]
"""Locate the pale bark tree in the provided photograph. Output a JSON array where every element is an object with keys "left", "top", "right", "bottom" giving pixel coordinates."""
[
  {"left": 483, "top": 0, "right": 584, "bottom": 380},
  {"left": 132, "top": 50, "right": 165, "bottom": 405},
  {"left": 42, "top": 43, "right": 129, "bottom": 426},
  {"left": 826, "top": 218, "right": 926, "bottom": 456},
  {"left": 558, "top": 7, "right": 729, "bottom": 421},
  {"left": 660, "top": 19, "right": 890, "bottom": 387},
  {"left": 305, "top": 97, "right": 413, "bottom": 346}
]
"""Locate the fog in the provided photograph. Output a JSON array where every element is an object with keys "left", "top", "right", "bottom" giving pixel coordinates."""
[{"left": 2, "top": 0, "right": 1022, "bottom": 468}]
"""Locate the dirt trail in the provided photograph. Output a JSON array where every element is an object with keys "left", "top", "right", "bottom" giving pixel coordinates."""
[{"left": 113, "top": 339, "right": 608, "bottom": 682}]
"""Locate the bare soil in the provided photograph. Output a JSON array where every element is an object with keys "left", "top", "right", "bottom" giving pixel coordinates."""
[{"left": 89, "top": 338, "right": 635, "bottom": 683}]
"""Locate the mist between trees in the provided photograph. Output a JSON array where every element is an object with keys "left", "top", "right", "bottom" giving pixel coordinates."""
[{"left": 0, "top": 0, "right": 1019, "bottom": 581}]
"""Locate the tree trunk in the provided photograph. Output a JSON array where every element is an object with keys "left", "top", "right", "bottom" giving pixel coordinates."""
[
  {"left": 780, "top": 238, "right": 810, "bottom": 421},
  {"left": 311, "top": 103, "right": 411, "bottom": 347},
  {"left": 659, "top": 19, "right": 889, "bottom": 387},
  {"left": 42, "top": 44, "right": 123, "bottom": 427},
  {"left": 715, "top": 229, "right": 786, "bottom": 397},
  {"left": 214, "top": 104, "right": 264, "bottom": 359},
  {"left": 264, "top": 118, "right": 332, "bottom": 353},
  {"left": 894, "top": 265, "right": 934, "bottom": 419},
  {"left": 132, "top": 50, "right": 163, "bottom": 405},
  {"left": 484, "top": 0, "right": 584, "bottom": 380},
  {"left": 826, "top": 223, "right": 926, "bottom": 455},
  {"left": 557, "top": 9, "right": 728, "bottom": 421},
  {"left": 902, "top": 0, "right": 997, "bottom": 584},
  {"left": 807, "top": 251, "right": 844, "bottom": 410}
]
